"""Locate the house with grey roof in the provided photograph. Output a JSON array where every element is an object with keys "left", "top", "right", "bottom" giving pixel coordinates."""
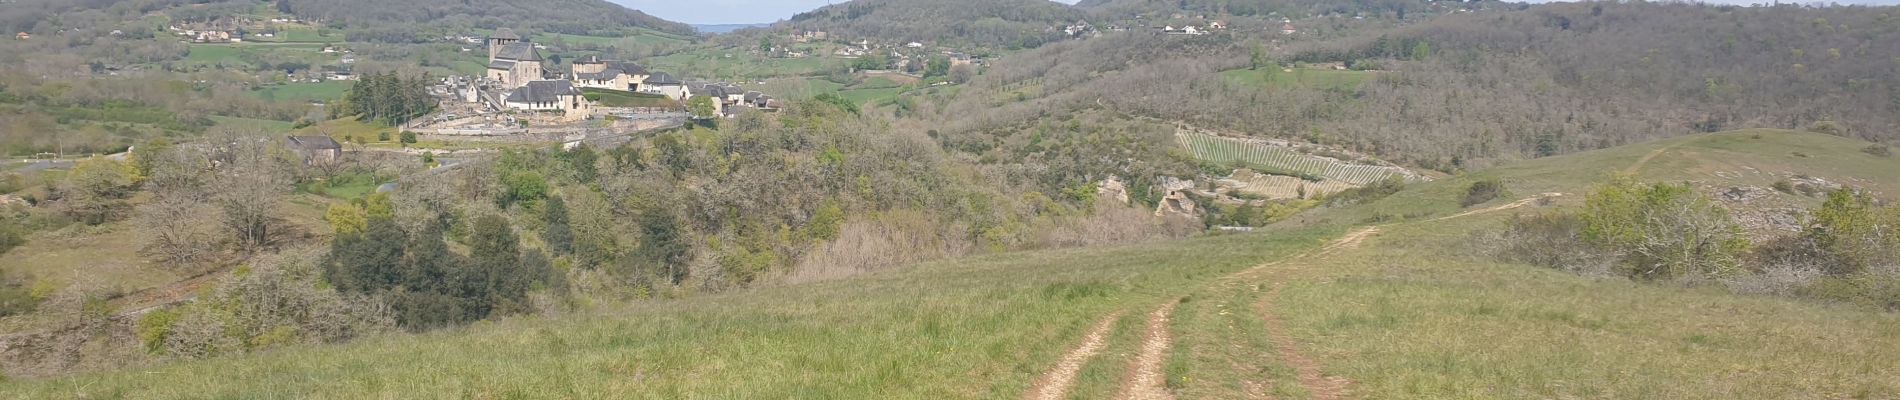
[
  {"left": 640, "top": 72, "right": 687, "bottom": 100},
  {"left": 504, "top": 80, "right": 592, "bottom": 121},
  {"left": 285, "top": 136, "right": 342, "bottom": 166},
  {"left": 571, "top": 55, "right": 651, "bottom": 91}
]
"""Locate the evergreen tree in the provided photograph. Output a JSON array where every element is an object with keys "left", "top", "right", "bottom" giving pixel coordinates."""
[{"left": 542, "top": 195, "right": 573, "bottom": 255}]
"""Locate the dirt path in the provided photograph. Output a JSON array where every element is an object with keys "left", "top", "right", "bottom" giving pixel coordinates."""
[
  {"left": 1624, "top": 135, "right": 1705, "bottom": 175},
  {"left": 1432, "top": 193, "right": 1564, "bottom": 222},
  {"left": 1026, "top": 311, "right": 1126, "bottom": 400},
  {"left": 1255, "top": 284, "right": 1347, "bottom": 400},
  {"left": 1040, "top": 191, "right": 1558, "bottom": 400},
  {"left": 1116, "top": 300, "right": 1182, "bottom": 400},
  {"left": 1320, "top": 226, "right": 1382, "bottom": 255}
]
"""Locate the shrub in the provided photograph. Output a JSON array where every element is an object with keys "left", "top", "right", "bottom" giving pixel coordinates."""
[
  {"left": 1771, "top": 180, "right": 1795, "bottom": 194},
  {"left": 498, "top": 171, "right": 549, "bottom": 209},
  {"left": 1799, "top": 274, "right": 1900, "bottom": 311},
  {"left": 1866, "top": 145, "right": 1893, "bottom": 158},
  {"left": 136, "top": 307, "right": 183, "bottom": 353},
  {"left": 1576, "top": 177, "right": 1750, "bottom": 280},
  {"left": 1321, "top": 177, "right": 1406, "bottom": 207},
  {"left": 1808, "top": 120, "right": 1847, "bottom": 136},
  {"left": 0, "top": 279, "right": 36, "bottom": 317},
  {"left": 1461, "top": 178, "right": 1506, "bottom": 208},
  {"left": 1492, "top": 212, "right": 1615, "bottom": 276},
  {"left": 1803, "top": 189, "right": 1900, "bottom": 275}
]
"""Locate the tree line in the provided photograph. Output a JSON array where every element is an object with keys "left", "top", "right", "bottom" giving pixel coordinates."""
[{"left": 335, "top": 72, "right": 435, "bottom": 125}]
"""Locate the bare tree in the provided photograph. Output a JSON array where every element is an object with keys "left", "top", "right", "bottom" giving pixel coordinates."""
[{"left": 212, "top": 133, "right": 291, "bottom": 252}]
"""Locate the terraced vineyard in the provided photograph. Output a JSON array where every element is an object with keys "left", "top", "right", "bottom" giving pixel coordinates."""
[{"left": 1179, "top": 132, "right": 1424, "bottom": 186}]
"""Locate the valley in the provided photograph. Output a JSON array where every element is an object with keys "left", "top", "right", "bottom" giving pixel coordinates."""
[{"left": 2, "top": 0, "right": 1900, "bottom": 397}]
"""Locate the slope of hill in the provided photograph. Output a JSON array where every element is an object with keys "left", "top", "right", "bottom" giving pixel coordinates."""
[
  {"left": 7, "top": 130, "right": 1898, "bottom": 398},
  {"left": 925, "top": 1, "right": 1900, "bottom": 175},
  {"left": 1076, "top": 0, "right": 1499, "bottom": 18},
  {"left": 280, "top": 0, "right": 694, "bottom": 36},
  {"left": 779, "top": 0, "right": 1088, "bottom": 48}
]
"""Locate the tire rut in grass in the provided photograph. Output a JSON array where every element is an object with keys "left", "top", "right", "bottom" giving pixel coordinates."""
[
  {"left": 1116, "top": 299, "right": 1182, "bottom": 400},
  {"left": 1026, "top": 311, "right": 1126, "bottom": 400},
  {"left": 1256, "top": 284, "right": 1348, "bottom": 400}
]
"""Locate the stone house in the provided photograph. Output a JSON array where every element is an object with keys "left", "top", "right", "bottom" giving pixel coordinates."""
[
  {"left": 640, "top": 72, "right": 686, "bottom": 100},
  {"left": 504, "top": 80, "right": 591, "bottom": 122},
  {"left": 570, "top": 56, "right": 650, "bottom": 92},
  {"left": 285, "top": 136, "right": 342, "bottom": 165}
]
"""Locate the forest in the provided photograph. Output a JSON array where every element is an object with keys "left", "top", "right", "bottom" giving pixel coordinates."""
[
  {"left": 909, "top": 2, "right": 1900, "bottom": 173},
  {"left": 783, "top": 0, "right": 1088, "bottom": 49}
]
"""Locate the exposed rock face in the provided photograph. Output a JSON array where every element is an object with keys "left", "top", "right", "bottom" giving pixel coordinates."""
[{"left": 1097, "top": 175, "right": 1130, "bottom": 205}]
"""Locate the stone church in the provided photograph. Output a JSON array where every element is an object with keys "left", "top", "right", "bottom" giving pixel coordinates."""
[{"left": 485, "top": 28, "right": 544, "bottom": 89}]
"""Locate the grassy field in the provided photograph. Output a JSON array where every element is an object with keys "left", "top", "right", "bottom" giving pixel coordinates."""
[
  {"left": 251, "top": 81, "right": 353, "bottom": 103},
  {"left": 181, "top": 43, "right": 332, "bottom": 69},
  {"left": 3, "top": 225, "right": 1337, "bottom": 398},
  {"left": 1220, "top": 67, "right": 1377, "bottom": 91},
  {"left": 249, "top": 27, "right": 346, "bottom": 43},
  {"left": 208, "top": 116, "right": 295, "bottom": 133},
  {"left": 643, "top": 48, "right": 836, "bottom": 80},
  {"left": 7, "top": 129, "right": 1900, "bottom": 398},
  {"left": 754, "top": 76, "right": 913, "bottom": 107},
  {"left": 296, "top": 118, "right": 398, "bottom": 145}
]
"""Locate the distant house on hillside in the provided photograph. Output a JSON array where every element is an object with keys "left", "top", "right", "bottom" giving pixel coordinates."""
[
  {"left": 570, "top": 55, "right": 650, "bottom": 92},
  {"left": 285, "top": 136, "right": 342, "bottom": 165},
  {"left": 15, "top": 32, "right": 28, "bottom": 40},
  {"left": 1281, "top": 23, "right": 1297, "bottom": 35}
]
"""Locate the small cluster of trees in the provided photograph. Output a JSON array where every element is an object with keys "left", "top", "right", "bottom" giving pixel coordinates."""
[
  {"left": 336, "top": 72, "right": 435, "bottom": 125},
  {"left": 325, "top": 207, "right": 556, "bottom": 330}
]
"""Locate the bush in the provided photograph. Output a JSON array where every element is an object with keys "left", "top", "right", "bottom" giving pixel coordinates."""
[
  {"left": 0, "top": 278, "right": 36, "bottom": 317},
  {"left": 1579, "top": 177, "right": 1750, "bottom": 280},
  {"left": 1866, "top": 145, "right": 1893, "bottom": 158},
  {"left": 1799, "top": 274, "right": 1900, "bottom": 311},
  {"left": 1808, "top": 120, "right": 1847, "bottom": 136},
  {"left": 136, "top": 307, "right": 183, "bottom": 353},
  {"left": 1803, "top": 189, "right": 1900, "bottom": 275},
  {"left": 1771, "top": 180, "right": 1795, "bottom": 194},
  {"left": 1321, "top": 177, "right": 1406, "bottom": 207},
  {"left": 1491, "top": 212, "right": 1615, "bottom": 276},
  {"left": 1461, "top": 178, "right": 1505, "bottom": 208}
]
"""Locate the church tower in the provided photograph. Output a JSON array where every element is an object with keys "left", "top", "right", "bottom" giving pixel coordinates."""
[{"left": 487, "top": 28, "right": 521, "bottom": 61}]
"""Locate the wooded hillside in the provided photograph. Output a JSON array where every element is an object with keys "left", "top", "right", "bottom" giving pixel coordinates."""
[
  {"left": 278, "top": 0, "right": 694, "bottom": 36},
  {"left": 781, "top": 0, "right": 1087, "bottom": 48}
]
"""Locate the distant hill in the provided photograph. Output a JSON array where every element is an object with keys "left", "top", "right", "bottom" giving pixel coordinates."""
[
  {"left": 693, "top": 23, "right": 771, "bottom": 34},
  {"left": 279, "top": 0, "right": 695, "bottom": 36},
  {"left": 1075, "top": 0, "right": 1499, "bottom": 18},
  {"left": 779, "top": 0, "right": 1088, "bottom": 48}
]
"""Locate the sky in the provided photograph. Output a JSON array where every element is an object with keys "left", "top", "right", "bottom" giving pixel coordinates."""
[{"left": 616, "top": 0, "right": 1900, "bottom": 25}]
